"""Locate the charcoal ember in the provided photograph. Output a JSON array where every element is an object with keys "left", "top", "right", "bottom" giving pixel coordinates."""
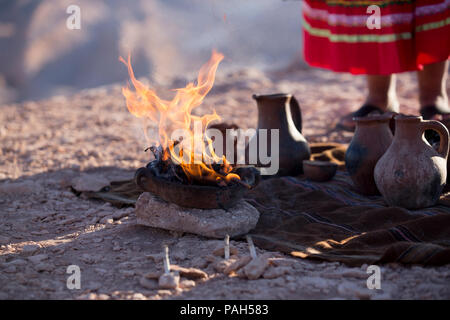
[
  {"left": 145, "top": 143, "right": 190, "bottom": 184},
  {"left": 143, "top": 143, "right": 243, "bottom": 187},
  {"left": 234, "top": 167, "right": 260, "bottom": 188},
  {"left": 211, "top": 163, "right": 226, "bottom": 174},
  {"left": 147, "top": 159, "right": 187, "bottom": 184}
]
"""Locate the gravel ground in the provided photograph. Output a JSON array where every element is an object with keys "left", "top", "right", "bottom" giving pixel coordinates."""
[{"left": 0, "top": 66, "right": 449, "bottom": 299}]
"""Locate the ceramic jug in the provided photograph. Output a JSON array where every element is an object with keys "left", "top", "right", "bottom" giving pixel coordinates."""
[
  {"left": 345, "top": 114, "right": 393, "bottom": 195},
  {"left": 438, "top": 120, "right": 450, "bottom": 185},
  {"left": 249, "top": 93, "right": 310, "bottom": 176},
  {"left": 374, "top": 115, "right": 449, "bottom": 209}
]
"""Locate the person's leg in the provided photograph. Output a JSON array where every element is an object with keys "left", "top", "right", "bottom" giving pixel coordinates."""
[
  {"left": 365, "top": 74, "right": 399, "bottom": 112},
  {"left": 417, "top": 60, "right": 449, "bottom": 119}
]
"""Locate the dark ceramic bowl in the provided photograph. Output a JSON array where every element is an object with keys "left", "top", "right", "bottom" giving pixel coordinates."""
[
  {"left": 303, "top": 160, "right": 338, "bottom": 182},
  {"left": 135, "top": 166, "right": 260, "bottom": 209}
]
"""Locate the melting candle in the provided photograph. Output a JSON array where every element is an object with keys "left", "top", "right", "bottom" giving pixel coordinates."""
[
  {"left": 224, "top": 235, "right": 230, "bottom": 260},
  {"left": 246, "top": 235, "right": 257, "bottom": 259},
  {"left": 163, "top": 245, "right": 170, "bottom": 274}
]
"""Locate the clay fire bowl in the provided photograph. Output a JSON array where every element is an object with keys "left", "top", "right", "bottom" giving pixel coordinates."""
[
  {"left": 303, "top": 160, "right": 338, "bottom": 182},
  {"left": 135, "top": 166, "right": 260, "bottom": 210}
]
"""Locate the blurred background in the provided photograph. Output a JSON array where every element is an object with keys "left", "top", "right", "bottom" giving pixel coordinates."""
[{"left": 0, "top": 0, "right": 304, "bottom": 105}]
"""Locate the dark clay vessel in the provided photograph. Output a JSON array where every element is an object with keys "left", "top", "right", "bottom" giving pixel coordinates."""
[
  {"left": 135, "top": 166, "right": 260, "bottom": 210},
  {"left": 345, "top": 114, "right": 393, "bottom": 195},
  {"left": 249, "top": 93, "right": 310, "bottom": 176},
  {"left": 438, "top": 119, "right": 450, "bottom": 185},
  {"left": 303, "top": 160, "right": 338, "bottom": 182},
  {"left": 374, "top": 115, "right": 449, "bottom": 209}
]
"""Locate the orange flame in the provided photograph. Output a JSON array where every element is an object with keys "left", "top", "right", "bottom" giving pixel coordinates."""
[{"left": 120, "top": 50, "right": 239, "bottom": 184}]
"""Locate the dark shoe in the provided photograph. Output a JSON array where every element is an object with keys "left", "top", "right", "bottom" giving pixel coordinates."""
[
  {"left": 420, "top": 104, "right": 450, "bottom": 121},
  {"left": 336, "top": 104, "right": 384, "bottom": 132}
]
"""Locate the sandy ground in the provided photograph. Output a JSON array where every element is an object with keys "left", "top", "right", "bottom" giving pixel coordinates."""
[{"left": 1, "top": 66, "right": 449, "bottom": 300}]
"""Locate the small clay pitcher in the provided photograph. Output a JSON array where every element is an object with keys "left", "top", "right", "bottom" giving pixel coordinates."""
[
  {"left": 374, "top": 115, "right": 449, "bottom": 209},
  {"left": 249, "top": 93, "right": 310, "bottom": 176},
  {"left": 345, "top": 114, "right": 393, "bottom": 195}
]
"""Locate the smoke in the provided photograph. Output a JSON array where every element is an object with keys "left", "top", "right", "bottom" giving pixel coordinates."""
[{"left": 0, "top": 0, "right": 303, "bottom": 103}]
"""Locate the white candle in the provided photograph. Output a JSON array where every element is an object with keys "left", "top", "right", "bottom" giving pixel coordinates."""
[
  {"left": 224, "top": 234, "right": 230, "bottom": 260},
  {"left": 163, "top": 245, "right": 170, "bottom": 274},
  {"left": 246, "top": 235, "right": 257, "bottom": 259}
]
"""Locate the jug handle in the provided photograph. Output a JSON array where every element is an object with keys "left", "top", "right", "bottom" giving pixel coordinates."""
[
  {"left": 420, "top": 120, "right": 450, "bottom": 159},
  {"left": 289, "top": 95, "right": 303, "bottom": 133}
]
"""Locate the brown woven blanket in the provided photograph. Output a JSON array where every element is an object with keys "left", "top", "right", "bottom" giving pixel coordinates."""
[
  {"left": 74, "top": 142, "right": 450, "bottom": 266},
  {"left": 245, "top": 174, "right": 450, "bottom": 266}
]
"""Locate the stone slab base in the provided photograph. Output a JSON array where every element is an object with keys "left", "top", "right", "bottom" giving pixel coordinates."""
[{"left": 135, "top": 192, "right": 260, "bottom": 238}]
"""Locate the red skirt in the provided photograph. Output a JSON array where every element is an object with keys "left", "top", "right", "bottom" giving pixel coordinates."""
[{"left": 303, "top": 0, "right": 450, "bottom": 75}]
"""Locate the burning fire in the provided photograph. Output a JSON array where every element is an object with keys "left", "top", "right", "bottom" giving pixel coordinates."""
[{"left": 120, "top": 50, "right": 240, "bottom": 185}]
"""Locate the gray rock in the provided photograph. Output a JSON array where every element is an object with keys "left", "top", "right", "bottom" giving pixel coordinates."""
[
  {"left": 170, "top": 265, "right": 208, "bottom": 280},
  {"left": 0, "top": 181, "right": 36, "bottom": 195},
  {"left": 139, "top": 277, "right": 158, "bottom": 290},
  {"left": 135, "top": 192, "right": 260, "bottom": 239},
  {"left": 8, "top": 259, "right": 27, "bottom": 266},
  {"left": 35, "top": 263, "right": 53, "bottom": 272},
  {"left": 243, "top": 253, "right": 271, "bottom": 280},
  {"left": 112, "top": 209, "right": 132, "bottom": 220},
  {"left": 4, "top": 265, "right": 17, "bottom": 273},
  {"left": 86, "top": 281, "right": 102, "bottom": 291},
  {"left": 22, "top": 244, "right": 40, "bottom": 254},
  {"left": 132, "top": 293, "right": 146, "bottom": 300},
  {"left": 263, "top": 266, "right": 291, "bottom": 279},
  {"left": 94, "top": 268, "right": 108, "bottom": 275},
  {"left": 99, "top": 216, "right": 113, "bottom": 224},
  {"left": 158, "top": 272, "right": 180, "bottom": 289},
  {"left": 71, "top": 174, "right": 109, "bottom": 192},
  {"left": 0, "top": 235, "right": 10, "bottom": 244},
  {"left": 80, "top": 253, "right": 97, "bottom": 264},
  {"left": 180, "top": 279, "right": 196, "bottom": 289},
  {"left": 28, "top": 254, "right": 49, "bottom": 264}
]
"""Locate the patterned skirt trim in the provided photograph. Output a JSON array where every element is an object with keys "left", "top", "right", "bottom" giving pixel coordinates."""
[{"left": 303, "top": 0, "right": 450, "bottom": 74}]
